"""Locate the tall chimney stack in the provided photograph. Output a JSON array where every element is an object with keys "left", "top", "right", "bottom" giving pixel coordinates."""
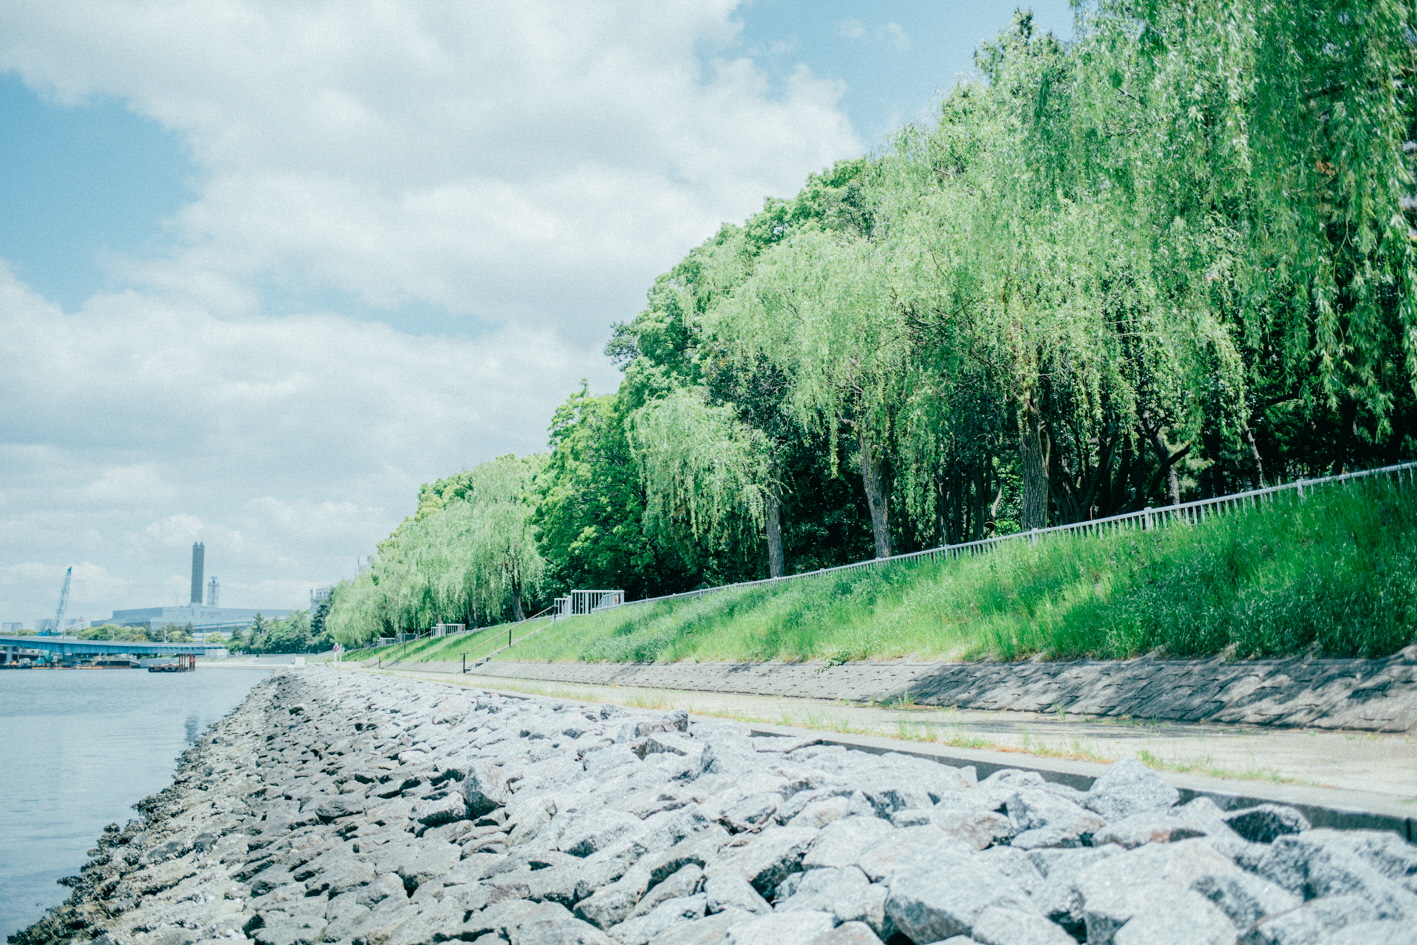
[{"left": 190, "top": 542, "right": 205, "bottom": 605}]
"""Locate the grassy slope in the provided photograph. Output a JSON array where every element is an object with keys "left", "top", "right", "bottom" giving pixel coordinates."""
[
  {"left": 350, "top": 620, "right": 538, "bottom": 664},
  {"left": 483, "top": 479, "right": 1417, "bottom": 664}
]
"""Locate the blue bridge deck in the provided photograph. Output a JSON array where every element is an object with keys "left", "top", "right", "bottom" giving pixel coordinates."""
[{"left": 0, "top": 635, "right": 223, "bottom": 657}]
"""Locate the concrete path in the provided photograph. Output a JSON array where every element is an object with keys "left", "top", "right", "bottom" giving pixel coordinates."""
[{"left": 346, "top": 665, "right": 1417, "bottom": 833}]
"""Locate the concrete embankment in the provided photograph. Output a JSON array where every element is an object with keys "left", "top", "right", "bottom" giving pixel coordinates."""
[
  {"left": 445, "top": 647, "right": 1417, "bottom": 734},
  {"left": 20, "top": 667, "right": 1417, "bottom": 945}
]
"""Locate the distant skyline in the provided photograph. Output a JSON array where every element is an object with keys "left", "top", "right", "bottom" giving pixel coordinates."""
[{"left": 0, "top": 1, "right": 1074, "bottom": 624}]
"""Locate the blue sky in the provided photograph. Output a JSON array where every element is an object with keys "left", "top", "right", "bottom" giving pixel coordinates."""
[
  {"left": 740, "top": 0, "right": 1072, "bottom": 145},
  {"left": 0, "top": 1, "right": 1073, "bottom": 624}
]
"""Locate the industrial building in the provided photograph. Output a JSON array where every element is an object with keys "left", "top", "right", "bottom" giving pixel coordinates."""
[
  {"left": 103, "top": 604, "right": 292, "bottom": 636},
  {"left": 93, "top": 543, "right": 292, "bottom": 637}
]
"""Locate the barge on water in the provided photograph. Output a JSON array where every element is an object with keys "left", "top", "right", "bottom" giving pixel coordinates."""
[{"left": 144, "top": 655, "right": 197, "bottom": 672}]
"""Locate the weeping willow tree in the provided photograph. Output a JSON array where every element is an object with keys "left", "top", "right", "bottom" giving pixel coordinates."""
[
  {"left": 627, "top": 387, "right": 775, "bottom": 573},
  {"left": 325, "top": 454, "right": 545, "bottom": 644},
  {"left": 333, "top": 0, "right": 1417, "bottom": 623},
  {"left": 711, "top": 227, "right": 913, "bottom": 556},
  {"left": 1075, "top": 0, "right": 1417, "bottom": 480}
]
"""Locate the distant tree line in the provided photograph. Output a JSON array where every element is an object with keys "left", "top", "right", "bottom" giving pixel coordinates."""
[
  {"left": 78, "top": 623, "right": 197, "bottom": 643},
  {"left": 228, "top": 607, "right": 332, "bottom": 654},
  {"left": 327, "top": 0, "right": 1417, "bottom": 646}
]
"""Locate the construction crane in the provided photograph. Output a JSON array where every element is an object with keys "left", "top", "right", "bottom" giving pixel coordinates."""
[{"left": 49, "top": 566, "right": 72, "bottom": 636}]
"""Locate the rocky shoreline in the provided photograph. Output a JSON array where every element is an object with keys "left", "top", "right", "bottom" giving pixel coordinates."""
[{"left": 17, "top": 667, "right": 1417, "bottom": 945}]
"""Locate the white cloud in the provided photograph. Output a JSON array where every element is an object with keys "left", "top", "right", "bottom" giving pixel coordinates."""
[
  {"left": 837, "top": 19, "right": 867, "bottom": 40},
  {"left": 0, "top": 262, "right": 596, "bottom": 620},
  {"left": 0, "top": 1, "right": 863, "bottom": 622},
  {"left": 880, "top": 23, "right": 910, "bottom": 52},
  {"left": 1, "top": 1, "right": 859, "bottom": 337},
  {"left": 836, "top": 18, "right": 910, "bottom": 52}
]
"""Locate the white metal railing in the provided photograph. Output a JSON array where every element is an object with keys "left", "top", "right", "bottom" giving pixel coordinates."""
[
  {"left": 555, "top": 589, "right": 626, "bottom": 619},
  {"left": 612, "top": 459, "right": 1417, "bottom": 612}
]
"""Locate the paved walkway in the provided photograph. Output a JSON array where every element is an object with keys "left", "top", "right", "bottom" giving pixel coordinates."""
[{"left": 347, "top": 665, "right": 1417, "bottom": 813}]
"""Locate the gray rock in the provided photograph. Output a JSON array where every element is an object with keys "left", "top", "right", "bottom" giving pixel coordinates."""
[
  {"left": 1031, "top": 847, "right": 1122, "bottom": 934},
  {"left": 376, "top": 840, "right": 461, "bottom": 892},
  {"left": 643, "top": 826, "right": 733, "bottom": 888},
  {"left": 558, "top": 808, "right": 642, "bottom": 858},
  {"left": 314, "top": 796, "right": 365, "bottom": 822},
  {"left": 1093, "top": 809, "right": 1211, "bottom": 849},
  {"left": 305, "top": 856, "right": 375, "bottom": 896},
  {"left": 778, "top": 865, "right": 868, "bottom": 910},
  {"left": 463, "top": 759, "right": 511, "bottom": 818},
  {"left": 653, "top": 909, "right": 754, "bottom": 945},
  {"left": 635, "top": 731, "right": 702, "bottom": 761},
  {"left": 1313, "top": 920, "right": 1417, "bottom": 945},
  {"left": 704, "top": 873, "right": 772, "bottom": 916},
  {"left": 857, "top": 826, "right": 968, "bottom": 882},
  {"left": 252, "top": 915, "right": 327, "bottom": 945},
  {"left": 786, "top": 796, "right": 851, "bottom": 830},
  {"left": 1224, "top": 805, "right": 1312, "bottom": 844},
  {"left": 855, "top": 779, "right": 933, "bottom": 817},
  {"left": 611, "top": 894, "right": 707, "bottom": 945},
  {"left": 1084, "top": 759, "right": 1179, "bottom": 822},
  {"left": 574, "top": 867, "right": 650, "bottom": 929},
  {"left": 632, "top": 863, "right": 704, "bottom": 918},
  {"left": 976, "top": 847, "right": 1045, "bottom": 896},
  {"left": 1007, "top": 789, "right": 1106, "bottom": 849},
  {"left": 776, "top": 864, "right": 887, "bottom": 932},
  {"left": 804, "top": 923, "right": 878, "bottom": 945},
  {"left": 585, "top": 744, "right": 640, "bottom": 777},
  {"left": 383, "top": 896, "right": 476, "bottom": 945},
  {"left": 1078, "top": 841, "right": 1240, "bottom": 945},
  {"left": 322, "top": 893, "right": 373, "bottom": 941},
  {"left": 1112, "top": 890, "right": 1236, "bottom": 945},
  {"left": 1256, "top": 834, "right": 1417, "bottom": 918},
  {"left": 804, "top": 921, "right": 884, "bottom": 945},
  {"left": 932, "top": 808, "right": 1014, "bottom": 850},
  {"left": 413, "top": 792, "right": 468, "bottom": 827},
  {"left": 1297, "top": 829, "right": 1417, "bottom": 894},
  {"left": 1193, "top": 871, "right": 1301, "bottom": 928},
  {"left": 722, "top": 793, "right": 782, "bottom": 833},
  {"left": 1240, "top": 894, "right": 1377, "bottom": 945},
  {"left": 801, "top": 816, "right": 895, "bottom": 871},
  {"left": 885, "top": 848, "right": 1034, "bottom": 943},
  {"left": 726, "top": 911, "right": 837, "bottom": 945},
  {"left": 970, "top": 905, "right": 1076, "bottom": 945},
  {"left": 705, "top": 826, "right": 817, "bottom": 896}
]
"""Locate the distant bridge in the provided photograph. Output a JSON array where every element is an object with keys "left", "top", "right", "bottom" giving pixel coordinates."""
[{"left": 0, "top": 634, "right": 224, "bottom": 659}]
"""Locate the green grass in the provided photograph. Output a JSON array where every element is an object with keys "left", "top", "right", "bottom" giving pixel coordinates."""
[
  {"left": 421, "top": 479, "right": 1417, "bottom": 665},
  {"left": 351, "top": 618, "right": 548, "bottom": 664}
]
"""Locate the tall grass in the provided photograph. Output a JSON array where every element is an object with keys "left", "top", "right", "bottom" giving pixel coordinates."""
[{"left": 476, "top": 480, "right": 1416, "bottom": 664}]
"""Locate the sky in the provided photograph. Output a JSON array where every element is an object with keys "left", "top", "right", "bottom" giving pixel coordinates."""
[{"left": 0, "top": 0, "right": 1073, "bottom": 626}]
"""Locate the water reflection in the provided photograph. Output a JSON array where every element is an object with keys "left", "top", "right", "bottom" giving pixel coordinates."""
[{"left": 0, "top": 668, "right": 271, "bottom": 939}]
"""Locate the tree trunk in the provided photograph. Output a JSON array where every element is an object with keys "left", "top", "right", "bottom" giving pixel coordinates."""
[
  {"left": 764, "top": 483, "right": 785, "bottom": 578},
  {"left": 1242, "top": 422, "right": 1266, "bottom": 488},
  {"left": 511, "top": 579, "right": 525, "bottom": 622},
  {"left": 859, "top": 428, "right": 892, "bottom": 558},
  {"left": 1140, "top": 412, "right": 1182, "bottom": 507},
  {"left": 1019, "top": 397, "right": 1049, "bottom": 529}
]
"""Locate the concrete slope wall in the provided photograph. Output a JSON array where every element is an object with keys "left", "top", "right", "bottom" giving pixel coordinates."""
[{"left": 447, "top": 646, "right": 1417, "bottom": 733}]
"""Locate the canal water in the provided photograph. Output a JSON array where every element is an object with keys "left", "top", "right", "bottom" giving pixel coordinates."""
[{"left": 0, "top": 667, "right": 273, "bottom": 940}]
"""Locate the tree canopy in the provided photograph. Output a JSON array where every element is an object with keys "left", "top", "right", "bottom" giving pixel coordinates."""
[{"left": 328, "top": 0, "right": 1417, "bottom": 647}]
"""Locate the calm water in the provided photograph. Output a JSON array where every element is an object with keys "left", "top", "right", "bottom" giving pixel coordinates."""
[{"left": 0, "top": 668, "right": 272, "bottom": 940}]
